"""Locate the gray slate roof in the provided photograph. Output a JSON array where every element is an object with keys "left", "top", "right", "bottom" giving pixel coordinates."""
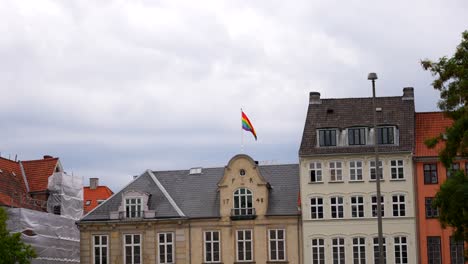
[
  {"left": 299, "top": 95, "right": 415, "bottom": 156},
  {"left": 81, "top": 164, "right": 299, "bottom": 221}
]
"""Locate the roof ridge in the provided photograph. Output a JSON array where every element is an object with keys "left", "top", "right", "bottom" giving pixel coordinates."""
[
  {"left": 21, "top": 157, "right": 59, "bottom": 163},
  {"left": 152, "top": 163, "right": 299, "bottom": 174},
  {"left": 147, "top": 170, "right": 186, "bottom": 217},
  {"left": 321, "top": 96, "right": 401, "bottom": 100}
]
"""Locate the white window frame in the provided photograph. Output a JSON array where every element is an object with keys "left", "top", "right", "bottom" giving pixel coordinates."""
[
  {"left": 390, "top": 160, "right": 405, "bottom": 180},
  {"left": 332, "top": 237, "right": 345, "bottom": 264},
  {"left": 125, "top": 197, "right": 142, "bottom": 218},
  {"left": 329, "top": 161, "right": 343, "bottom": 182},
  {"left": 268, "top": 229, "right": 286, "bottom": 261},
  {"left": 204, "top": 231, "right": 221, "bottom": 263},
  {"left": 352, "top": 237, "right": 366, "bottom": 264},
  {"left": 158, "top": 232, "right": 174, "bottom": 264},
  {"left": 370, "top": 160, "right": 384, "bottom": 180},
  {"left": 351, "top": 195, "right": 364, "bottom": 218},
  {"left": 392, "top": 194, "right": 406, "bottom": 217},
  {"left": 93, "top": 235, "right": 109, "bottom": 264},
  {"left": 373, "top": 237, "right": 387, "bottom": 264},
  {"left": 123, "top": 234, "right": 142, "bottom": 264},
  {"left": 309, "top": 162, "right": 323, "bottom": 183},
  {"left": 311, "top": 238, "right": 325, "bottom": 264},
  {"left": 394, "top": 236, "right": 408, "bottom": 264},
  {"left": 330, "top": 196, "right": 344, "bottom": 219},
  {"left": 371, "top": 195, "right": 385, "bottom": 218},
  {"left": 236, "top": 229, "right": 253, "bottom": 262},
  {"left": 233, "top": 188, "right": 254, "bottom": 216},
  {"left": 310, "top": 197, "right": 324, "bottom": 219},
  {"left": 349, "top": 160, "right": 363, "bottom": 181}
]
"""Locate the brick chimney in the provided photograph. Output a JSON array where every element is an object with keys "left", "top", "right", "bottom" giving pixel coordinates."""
[
  {"left": 309, "top": 92, "right": 321, "bottom": 104},
  {"left": 90, "top": 178, "right": 99, "bottom": 190},
  {"left": 402, "top": 87, "right": 414, "bottom": 100},
  {"left": 43, "top": 155, "right": 54, "bottom": 159}
]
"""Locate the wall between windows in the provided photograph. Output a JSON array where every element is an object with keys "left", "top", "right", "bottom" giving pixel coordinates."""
[
  {"left": 79, "top": 216, "right": 301, "bottom": 264},
  {"left": 299, "top": 152, "right": 417, "bottom": 264}
]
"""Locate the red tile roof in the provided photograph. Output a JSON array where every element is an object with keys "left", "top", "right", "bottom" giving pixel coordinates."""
[
  {"left": 83, "top": 186, "right": 113, "bottom": 213},
  {"left": 415, "top": 112, "right": 454, "bottom": 157},
  {"left": 22, "top": 157, "right": 59, "bottom": 192}
]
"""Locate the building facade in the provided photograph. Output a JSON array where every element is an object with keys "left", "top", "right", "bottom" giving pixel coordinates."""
[
  {"left": 299, "top": 89, "right": 418, "bottom": 264},
  {"left": 414, "top": 112, "right": 466, "bottom": 264},
  {"left": 78, "top": 154, "right": 302, "bottom": 264}
]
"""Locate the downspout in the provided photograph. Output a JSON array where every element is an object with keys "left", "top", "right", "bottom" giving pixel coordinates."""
[
  {"left": 413, "top": 155, "right": 421, "bottom": 264},
  {"left": 297, "top": 215, "right": 302, "bottom": 264},
  {"left": 188, "top": 222, "right": 192, "bottom": 264}
]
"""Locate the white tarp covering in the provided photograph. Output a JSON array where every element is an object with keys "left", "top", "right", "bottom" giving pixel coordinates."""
[
  {"left": 7, "top": 208, "right": 80, "bottom": 263},
  {"left": 47, "top": 172, "right": 83, "bottom": 220}
]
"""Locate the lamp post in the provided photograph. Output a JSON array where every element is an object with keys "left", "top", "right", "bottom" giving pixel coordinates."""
[{"left": 368, "top": 72, "right": 384, "bottom": 264}]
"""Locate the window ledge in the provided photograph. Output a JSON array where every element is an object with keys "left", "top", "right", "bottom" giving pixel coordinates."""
[
  {"left": 369, "top": 179, "right": 385, "bottom": 182},
  {"left": 349, "top": 180, "right": 365, "bottom": 183},
  {"left": 329, "top": 181, "right": 344, "bottom": 184},
  {"left": 308, "top": 182, "right": 324, "bottom": 184},
  {"left": 267, "top": 261, "right": 288, "bottom": 264},
  {"left": 234, "top": 262, "right": 255, "bottom": 264},
  {"left": 390, "top": 178, "right": 406, "bottom": 182}
]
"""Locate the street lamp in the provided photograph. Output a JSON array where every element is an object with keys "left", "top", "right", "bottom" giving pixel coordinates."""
[{"left": 368, "top": 72, "right": 384, "bottom": 264}]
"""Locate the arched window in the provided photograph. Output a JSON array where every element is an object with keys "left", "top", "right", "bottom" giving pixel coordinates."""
[{"left": 233, "top": 188, "right": 253, "bottom": 216}]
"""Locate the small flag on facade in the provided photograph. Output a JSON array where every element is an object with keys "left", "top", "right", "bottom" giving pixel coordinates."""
[{"left": 242, "top": 111, "right": 257, "bottom": 140}]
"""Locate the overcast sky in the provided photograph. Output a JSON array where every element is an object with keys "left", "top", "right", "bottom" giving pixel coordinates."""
[{"left": 1, "top": 0, "right": 467, "bottom": 191}]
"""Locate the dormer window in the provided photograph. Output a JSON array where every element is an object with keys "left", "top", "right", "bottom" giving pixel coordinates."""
[
  {"left": 318, "top": 129, "right": 337, "bottom": 146},
  {"left": 125, "top": 197, "right": 142, "bottom": 218},
  {"left": 377, "top": 126, "right": 395, "bottom": 145},
  {"left": 231, "top": 188, "right": 256, "bottom": 220},
  {"left": 348, "top": 127, "right": 367, "bottom": 145}
]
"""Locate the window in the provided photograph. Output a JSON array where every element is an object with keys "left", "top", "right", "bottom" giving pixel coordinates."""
[
  {"left": 125, "top": 198, "right": 142, "bottom": 218},
  {"left": 268, "top": 229, "right": 285, "bottom": 261},
  {"left": 332, "top": 238, "right": 345, "bottom": 264},
  {"left": 370, "top": 160, "right": 383, "bottom": 180},
  {"left": 351, "top": 196, "right": 364, "bottom": 218},
  {"left": 371, "top": 195, "right": 385, "bottom": 217},
  {"left": 348, "top": 128, "right": 366, "bottom": 145},
  {"left": 236, "top": 230, "right": 253, "bottom": 262},
  {"left": 311, "top": 238, "right": 325, "bottom": 264},
  {"left": 450, "top": 236, "right": 465, "bottom": 264},
  {"left": 447, "top": 163, "right": 460, "bottom": 177},
  {"left": 310, "top": 197, "right": 324, "bottom": 219},
  {"left": 204, "top": 231, "right": 220, "bottom": 263},
  {"left": 330, "top": 196, "right": 344, "bottom": 219},
  {"left": 53, "top": 205, "right": 61, "bottom": 215},
  {"left": 425, "top": 197, "right": 439, "bottom": 218},
  {"left": 391, "top": 160, "right": 404, "bottom": 179},
  {"left": 377, "top": 127, "right": 394, "bottom": 145},
  {"left": 424, "top": 164, "right": 438, "bottom": 184},
  {"left": 310, "top": 162, "right": 323, "bottom": 183},
  {"left": 319, "top": 129, "right": 337, "bottom": 146},
  {"left": 240, "top": 169, "right": 246, "bottom": 176},
  {"left": 93, "top": 235, "right": 108, "bottom": 264},
  {"left": 233, "top": 188, "right": 253, "bottom": 216},
  {"left": 427, "top": 236, "right": 441, "bottom": 264},
  {"left": 392, "top": 195, "right": 406, "bottom": 217},
  {"left": 466, "top": 162, "right": 468, "bottom": 175},
  {"left": 373, "top": 237, "right": 387, "bottom": 264},
  {"left": 350, "top": 161, "right": 363, "bottom": 181},
  {"left": 124, "top": 234, "right": 141, "bottom": 264},
  {"left": 352, "top": 237, "right": 366, "bottom": 264},
  {"left": 158, "top": 232, "right": 174, "bottom": 264},
  {"left": 329, "top": 161, "right": 343, "bottom": 181},
  {"left": 86, "top": 200, "right": 91, "bottom": 206},
  {"left": 394, "top": 236, "right": 408, "bottom": 264}
]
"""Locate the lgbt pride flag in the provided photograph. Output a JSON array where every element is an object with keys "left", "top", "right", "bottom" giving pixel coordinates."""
[{"left": 242, "top": 111, "right": 257, "bottom": 140}]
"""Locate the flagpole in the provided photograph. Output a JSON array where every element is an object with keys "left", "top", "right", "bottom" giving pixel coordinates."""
[{"left": 241, "top": 108, "right": 244, "bottom": 153}]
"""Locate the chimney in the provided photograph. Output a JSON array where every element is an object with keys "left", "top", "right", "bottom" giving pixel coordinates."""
[
  {"left": 309, "top": 92, "right": 321, "bottom": 104},
  {"left": 90, "top": 178, "right": 99, "bottom": 190},
  {"left": 43, "top": 155, "right": 53, "bottom": 159},
  {"left": 402, "top": 87, "right": 414, "bottom": 100}
]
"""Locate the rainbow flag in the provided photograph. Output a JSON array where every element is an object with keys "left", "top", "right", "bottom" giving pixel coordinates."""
[{"left": 242, "top": 111, "right": 257, "bottom": 140}]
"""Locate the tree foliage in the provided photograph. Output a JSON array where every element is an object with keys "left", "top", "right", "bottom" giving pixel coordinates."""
[
  {"left": 422, "top": 30, "right": 468, "bottom": 249},
  {"left": 0, "top": 207, "right": 36, "bottom": 264}
]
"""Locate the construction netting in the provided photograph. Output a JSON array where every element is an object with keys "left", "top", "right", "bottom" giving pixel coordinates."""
[
  {"left": 6, "top": 207, "right": 80, "bottom": 263},
  {"left": 47, "top": 172, "right": 83, "bottom": 220}
]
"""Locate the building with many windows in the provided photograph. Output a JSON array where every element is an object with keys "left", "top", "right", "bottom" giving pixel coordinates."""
[
  {"left": 298, "top": 89, "right": 418, "bottom": 264},
  {"left": 78, "top": 154, "right": 301, "bottom": 264},
  {"left": 414, "top": 112, "right": 466, "bottom": 264}
]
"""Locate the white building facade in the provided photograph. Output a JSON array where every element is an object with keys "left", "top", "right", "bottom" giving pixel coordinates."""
[{"left": 299, "top": 89, "right": 418, "bottom": 264}]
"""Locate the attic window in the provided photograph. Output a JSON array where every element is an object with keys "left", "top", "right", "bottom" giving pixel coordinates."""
[
  {"left": 240, "top": 169, "right": 246, "bottom": 176},
  {"left": 85, "top": 200, "right": 91, "bottom": 206},
  {"left": 189, "top": 167, "right": 202, "bottom": 174}
]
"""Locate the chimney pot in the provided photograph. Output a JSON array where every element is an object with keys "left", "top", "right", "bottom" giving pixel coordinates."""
[
  {"left": 402, "top": 87, "right": 414, "bottom": 100},
  {"left": 90, "top": 178, "right": 99, "bottom": 190},
  {"left": 309, "top": 92, "right": 321, "bottom": 104},
  {"left": 43, "top": 155, "right": 53, "bottom": 159}
]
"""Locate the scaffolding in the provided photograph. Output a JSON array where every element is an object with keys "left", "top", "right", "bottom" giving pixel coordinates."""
[{"left": 46, "top": 172, "right": 83, "bottom": 220}]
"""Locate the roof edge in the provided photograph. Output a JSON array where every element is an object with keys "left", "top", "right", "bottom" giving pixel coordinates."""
[{"left": 147, "top": 170, "right": 186, "bottom": 217}]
